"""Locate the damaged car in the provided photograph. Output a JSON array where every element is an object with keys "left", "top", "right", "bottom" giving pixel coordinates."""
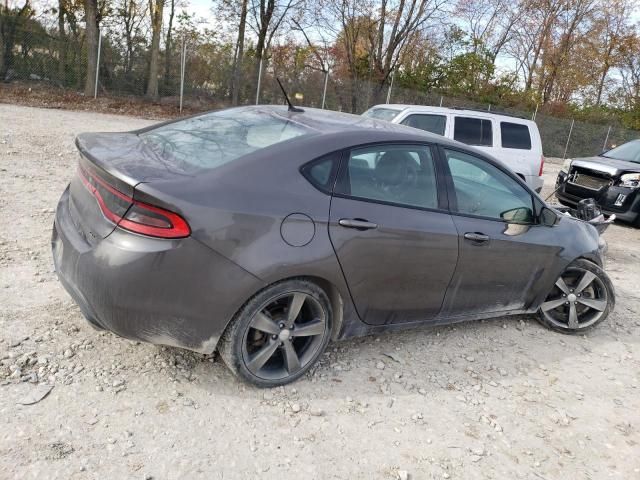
[
  {"left": 555, "top": 139, "right": 640, "bottom": 227},
  {"left": 52, "top": 105, "right": 615, "bottom": 387}
]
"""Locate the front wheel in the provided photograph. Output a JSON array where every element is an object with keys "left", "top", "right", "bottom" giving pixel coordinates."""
[
  {"left": 537, "top": 259, "right": 615, "bottom": 334},
  {"left": 218, "top": 279, "right": 333, "bottom": 387}
]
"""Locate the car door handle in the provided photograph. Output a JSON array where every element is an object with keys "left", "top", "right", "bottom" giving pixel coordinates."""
[
  {"left": 338, "top": 218, "right": 378, "bottom": 230},
  {"left": 464, "top": 232, "right": 490, "bottom": 243}
]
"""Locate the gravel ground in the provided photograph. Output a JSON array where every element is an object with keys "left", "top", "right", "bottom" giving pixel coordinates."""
[{"left": 1, "top": 104, "right": 639, "bottom": 480}]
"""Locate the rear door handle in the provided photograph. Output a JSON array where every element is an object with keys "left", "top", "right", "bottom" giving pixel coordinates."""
[
  {"left": 464, "top": 232, "right": 490, "bottom": 243},
  {"left": 339, "top": 218, "right": 378, "bottom": 230}
]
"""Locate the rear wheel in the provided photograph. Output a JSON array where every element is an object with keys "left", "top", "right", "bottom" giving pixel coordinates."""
[
  {"left": 218, "top": 279, "right": 332, "bottom": 387},
  {"left": 537, "top": 259, "right": 614, "bottom": 333}
]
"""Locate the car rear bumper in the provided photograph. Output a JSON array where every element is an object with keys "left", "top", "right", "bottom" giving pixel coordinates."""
[
  {"left": 555, "top": 171, "right": 640, "bottom": 224},
  {"left": 52, "top": 186, "right": 263, "bottom": 354}
]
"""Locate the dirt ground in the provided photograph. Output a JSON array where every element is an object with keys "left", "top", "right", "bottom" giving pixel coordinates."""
[{"left": 1, "top": 104, "right": 639, "bottom": 480}]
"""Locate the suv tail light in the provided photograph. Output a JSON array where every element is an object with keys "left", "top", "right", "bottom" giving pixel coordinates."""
[
  {"left": 539, "top": 155, "right": 545, "bottom": 176},
  {"left": 78, "top": 166, "right": 190, "bottom": 239}
]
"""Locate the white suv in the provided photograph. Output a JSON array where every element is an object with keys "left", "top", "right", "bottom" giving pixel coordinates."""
[{"left": 363, "top": 104, "right": 545, "bottom": 192}]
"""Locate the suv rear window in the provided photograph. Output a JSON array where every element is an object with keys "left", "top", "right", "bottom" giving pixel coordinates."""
[
  {"left": 453, "top": 117, "right": 492, "bottom": 146},
  {"left": 500, "top": 122, "right": 532, "bottom": 150},
  {"left": 401, "top": 114, "right": 446, "bottom": 135},
  {"left": 140, "top": 107, "right": 310, "bottom": 173}
]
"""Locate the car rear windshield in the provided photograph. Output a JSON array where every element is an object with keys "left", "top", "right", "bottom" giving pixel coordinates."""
[
  {"left": 139, "top": 108, "right": 311, "bottom": 172},
  {"left": 602, "top": 140, "right": 640, "bottom": 163},
  {"left": 362, "top": 107, "right": 401, "bottom": 122}
]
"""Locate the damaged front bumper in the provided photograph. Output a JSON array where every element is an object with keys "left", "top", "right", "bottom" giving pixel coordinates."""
[{"left": 555, "top": 170, "right": 640, "bottom": 225}]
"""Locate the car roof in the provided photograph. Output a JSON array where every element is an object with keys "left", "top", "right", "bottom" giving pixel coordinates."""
[{"left": 370, "top": 104, "right": 535, "bottom": 124}]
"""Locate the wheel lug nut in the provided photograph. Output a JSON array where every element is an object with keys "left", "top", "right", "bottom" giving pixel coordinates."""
[
  {"left": 279, "top": 323, "right": 285, "bottom": 329},
  {"left": 272, "top": 334, "right": 277, "bottom": 340},
  {"left": 280, "top": 342, "right": 284, "bottom": 347},
  {"left": 565, "top": 302, "right": 569, "bottom": 305}
]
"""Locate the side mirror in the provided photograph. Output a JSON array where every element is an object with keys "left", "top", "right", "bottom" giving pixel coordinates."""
[
  {"left": 500, "top": 207, "right": 534, "bottom": 224},
  {"left": 539, "top": 207, "right": 559, "bottom": 226}
]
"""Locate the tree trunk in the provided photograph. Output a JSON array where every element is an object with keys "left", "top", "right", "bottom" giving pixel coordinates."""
[
  {"left": 253, "top": 0, "right": 275, "bottom": 83},
  {"left": 57, "top": 0, "right": 67, "bottom": 85},
  {"left": 595, "top": 62, "right": 609, "bottom": 106},
  {"left": 83, "top": 0, "right": 98, "bottom": 96},
  {"left": 231, "top": 0, "right": 248, "bottom": 105},
  {"left": 146, "top": 0, "right": 164, "bottom": 100},
  {"left": 162, "top": 0, "right": 175, "bottom": 93}
]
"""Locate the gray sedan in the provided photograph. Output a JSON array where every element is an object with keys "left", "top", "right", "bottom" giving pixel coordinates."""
[{"left": 52, "top": 106, "right": 615, "bottom": 387}]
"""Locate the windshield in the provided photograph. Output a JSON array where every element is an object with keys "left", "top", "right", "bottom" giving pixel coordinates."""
[
  {"left": 139, "top": 108, "right": 311, "bottom": 173},
  {"left": 602, "top": 139, "right": 640, "bottom": 163},
  {"left": 362, "top": 107, "right": 401, "bottom": 122}
]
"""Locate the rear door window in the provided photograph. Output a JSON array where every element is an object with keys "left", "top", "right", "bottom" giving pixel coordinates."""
[
  {"left": 453, "top": 117, "right": 492, "bottom": 146},
  {"left": 336, "top": 144, "right": 438, "bottom": 210},
  {"left": 400, "top": 114, "right": 446, "bottom": 136},
  {"left": 500, "top": 122, "right": 532, "bottom": 150}
]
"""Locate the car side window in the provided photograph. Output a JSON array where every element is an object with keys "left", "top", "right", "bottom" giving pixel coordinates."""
[
  {"left": 301, "top": 154, "right": 339, "bottom": 193},
  {"left": 445, "top": 149, "right": 534, "bottom": 223},
  {"left": 453, "top": 117, "right": 492, "bottom": 146},
  {"left": 336, "top": 145, "right": 438, "bottom": 210},
  {"left": 500, "top": 122, "right": 532, "bottom": 150},
  {"left": 400, "top": 114, "right": 446, "bottom": 136}
]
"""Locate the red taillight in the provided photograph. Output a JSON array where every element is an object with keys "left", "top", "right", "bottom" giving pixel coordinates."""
[
  {"left": 78, "top": 167, "right": 190, "bottom": 239},
  {"left": 538, "top": 155, "right": 545, "bottom": 176}
]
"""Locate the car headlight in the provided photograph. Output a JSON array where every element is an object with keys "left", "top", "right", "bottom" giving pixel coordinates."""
[
  {"left": 562, "top": 158, "right": 572, "bottom": 173},
  {"left": 619, "top": 173, "right": 640, "bottom": 188}
]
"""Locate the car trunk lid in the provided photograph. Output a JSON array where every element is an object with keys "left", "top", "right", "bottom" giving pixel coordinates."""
[{"left": 68, "top": 132, "right": 190, "bottom": 245}]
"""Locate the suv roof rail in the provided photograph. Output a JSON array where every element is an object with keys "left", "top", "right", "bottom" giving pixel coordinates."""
[{"left": 448, "top": 106, "right": 527, "bottom": 120}]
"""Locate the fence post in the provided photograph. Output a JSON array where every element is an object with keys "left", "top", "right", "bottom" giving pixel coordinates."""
[
  {"left": 563, "top": 119, "right": 575, "bottom": 159},
  {"left": 439, "top": 96, "right": 443, "bottom": 107},
  {"left": 179, "top": 38, "right": 186, "bottom": 113},
  {"left": 94, "top": 30, "right": 101, "bottom": 99},
  {"left": 386, "top": 70, "right": 395, "bottom": 104},
  {"left": 321, "top": 70, "right": 329, "bottom": 109},
  {"left": 488, "top": 104, "right": 491, "bottom": 112},
  {"left": 255, "top": 58, "right": 263, "bottom": 105},
  {"left": 603, "top": 125, "right": 611, "bottom": 152},
  {"left": 532, "top": 103, "right": 539, "bottom": 121}
]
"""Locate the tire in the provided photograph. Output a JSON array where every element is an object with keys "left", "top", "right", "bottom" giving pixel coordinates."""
[
  {"left": 537, "top": 259, "right": 615, "bottom": 334},
  {"left": 218, "top": 279, "right": 333, "bottom": 387}
]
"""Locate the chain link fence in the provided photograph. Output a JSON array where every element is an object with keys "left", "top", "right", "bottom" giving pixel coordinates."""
[{"left": 2, "top": 17, "right": 638, "bottom": 160}]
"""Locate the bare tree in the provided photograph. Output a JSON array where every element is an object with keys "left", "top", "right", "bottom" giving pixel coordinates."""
[
  {"left": 163, "top": 0, "right": 176, "bottom": 92},
  {"left": 249, "top": 0, "right": 301, "bottom": 81},
  {"left": 455, "top": 0, "right": 523, "bottom": 62},
  {"left": 312, "top": 0, "right": 445, "bottom": 110},
  {"left": 57, "top": 0, "right": 67, "bottom": 84},
  {"left": 539, "top": 0, "right": 596, "bottom": 103},
  {"left": 146, "top": 0, "right": 164, "bottom": 99},
  {"left": 0, "top": 1, "right": 33, "bottom": 81},
  {"left": 591, "top": 0, "right": 630, "bottom": 105},
  {"left": 83, "top": 0, "right": 99, "bottom": 96},
  {"left": 230, "top": 0, "right": 248, "bottom": 105},
  {"left": 114, "top": 0, "right": 145, "bottom": 74}
]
